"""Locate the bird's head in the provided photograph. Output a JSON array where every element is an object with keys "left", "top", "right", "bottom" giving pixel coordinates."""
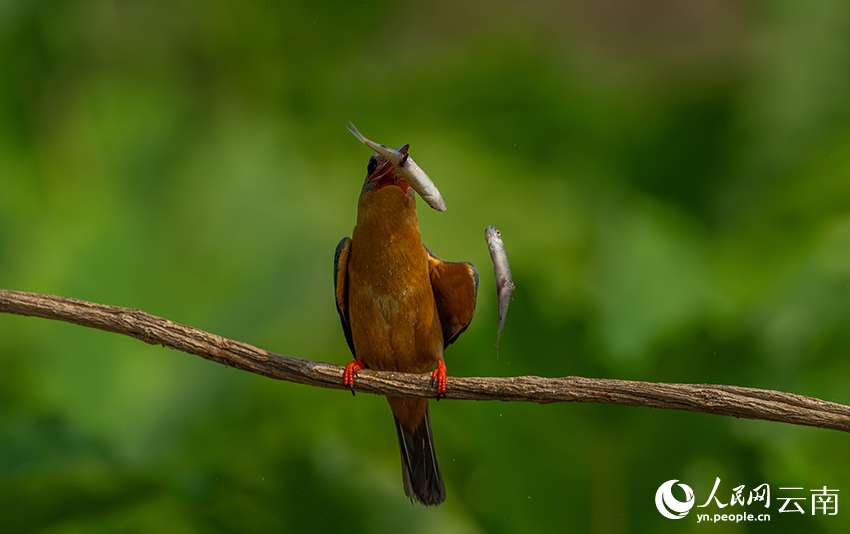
[{"left": 361, "top": 144, "right": 414, "bottom": 197}]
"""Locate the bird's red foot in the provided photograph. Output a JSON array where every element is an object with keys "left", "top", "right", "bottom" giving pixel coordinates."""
[
  {"left": 430, "top": 358, "right": 447, "bottom": 400},
  {"left": 343, "top": 359, "right": 366, "bottom": 396}
]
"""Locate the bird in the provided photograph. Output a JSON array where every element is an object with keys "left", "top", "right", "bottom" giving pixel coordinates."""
[{"left": 333, "top": 144, "right": 478, "bottom": 506}]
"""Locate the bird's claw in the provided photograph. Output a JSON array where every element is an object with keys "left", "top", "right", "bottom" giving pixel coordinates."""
[
  {"left": 343, "top": 359, "right": 366, "bottom": 396},
  {"left": 430, "top": 358, "right": 447, "bottom": 400}
]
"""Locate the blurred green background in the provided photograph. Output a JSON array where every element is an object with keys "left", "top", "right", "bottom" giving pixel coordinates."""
[{"left": 2, "top": 0, "right": 850, "bottom": 532}]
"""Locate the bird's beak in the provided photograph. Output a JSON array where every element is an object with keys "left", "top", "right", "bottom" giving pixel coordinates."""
[{"left": 369, "top": 158, "right": 396, "bottom": 185}]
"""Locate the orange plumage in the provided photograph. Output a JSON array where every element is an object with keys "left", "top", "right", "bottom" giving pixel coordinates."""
[{"left": 334, "top": 152, "right": 477, "bottom": 506}]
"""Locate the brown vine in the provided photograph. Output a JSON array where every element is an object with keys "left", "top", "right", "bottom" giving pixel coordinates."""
[{"left": 2, "top": 289, "right": 849, "bottom": 433}]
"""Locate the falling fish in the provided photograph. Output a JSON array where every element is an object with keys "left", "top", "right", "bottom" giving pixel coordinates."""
[
  {"left": 347, "top": 122, "right": 447, "bottom": 212},
  {"left": 485, "top": 225, "right": 515, "bottom": 348}
]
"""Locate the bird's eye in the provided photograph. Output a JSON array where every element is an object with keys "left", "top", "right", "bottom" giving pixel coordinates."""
[{"left": 367, "top": 159, "right": 378, "bottom": 175}]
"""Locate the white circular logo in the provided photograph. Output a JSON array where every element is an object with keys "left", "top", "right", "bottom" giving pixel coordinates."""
[{"left": 655, "top": 480, "right": 695, "bottom": 519}]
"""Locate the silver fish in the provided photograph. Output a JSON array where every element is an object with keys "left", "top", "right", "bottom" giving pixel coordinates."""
[
  {"left": 347, "top": 121, "right": 447, "bottom": 212},
  {"left": 485, "top": 225, "right": 515, "bottom": 347}
]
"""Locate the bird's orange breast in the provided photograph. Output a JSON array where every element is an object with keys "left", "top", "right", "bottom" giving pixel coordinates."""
[{"left": 347, "top": 186, "right": 444, "bottom": 374}]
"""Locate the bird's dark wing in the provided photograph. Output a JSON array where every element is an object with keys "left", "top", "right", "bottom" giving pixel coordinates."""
[
  {"left": 425, "top": 246, "right": 478, "bottom": 348},
  {"left": 334, "top": 237, "right": 355, "bottom": 356}
]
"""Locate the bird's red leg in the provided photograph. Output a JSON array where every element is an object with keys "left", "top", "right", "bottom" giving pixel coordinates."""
[
  {"left": 430, "top": 358, "right": 447, "bottom": 400},
  {"left": 343, "top": 359, "right": 366, "bottom": 396}
]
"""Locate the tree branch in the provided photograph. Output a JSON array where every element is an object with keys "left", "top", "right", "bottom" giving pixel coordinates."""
[{"left": 2, "top": 289, "right": 849, "bottom": 433}]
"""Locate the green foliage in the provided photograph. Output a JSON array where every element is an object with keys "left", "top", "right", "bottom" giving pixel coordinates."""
[{"left": 2, "top": 0, "right": 850, "bottom": 531}]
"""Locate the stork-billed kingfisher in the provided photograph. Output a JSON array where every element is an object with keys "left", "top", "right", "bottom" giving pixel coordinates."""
[{"left": 333, "top": 145, "right": 478, "bottom": 506}]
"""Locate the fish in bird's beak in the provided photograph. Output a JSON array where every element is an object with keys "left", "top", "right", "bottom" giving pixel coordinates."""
[{"left": 347, "top": 122, "right": 447, "bottom": 212}]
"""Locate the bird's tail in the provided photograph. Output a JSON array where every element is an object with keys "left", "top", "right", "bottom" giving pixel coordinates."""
[{"left": 394, "top": 402, "right": 445, "bottom": 506}]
